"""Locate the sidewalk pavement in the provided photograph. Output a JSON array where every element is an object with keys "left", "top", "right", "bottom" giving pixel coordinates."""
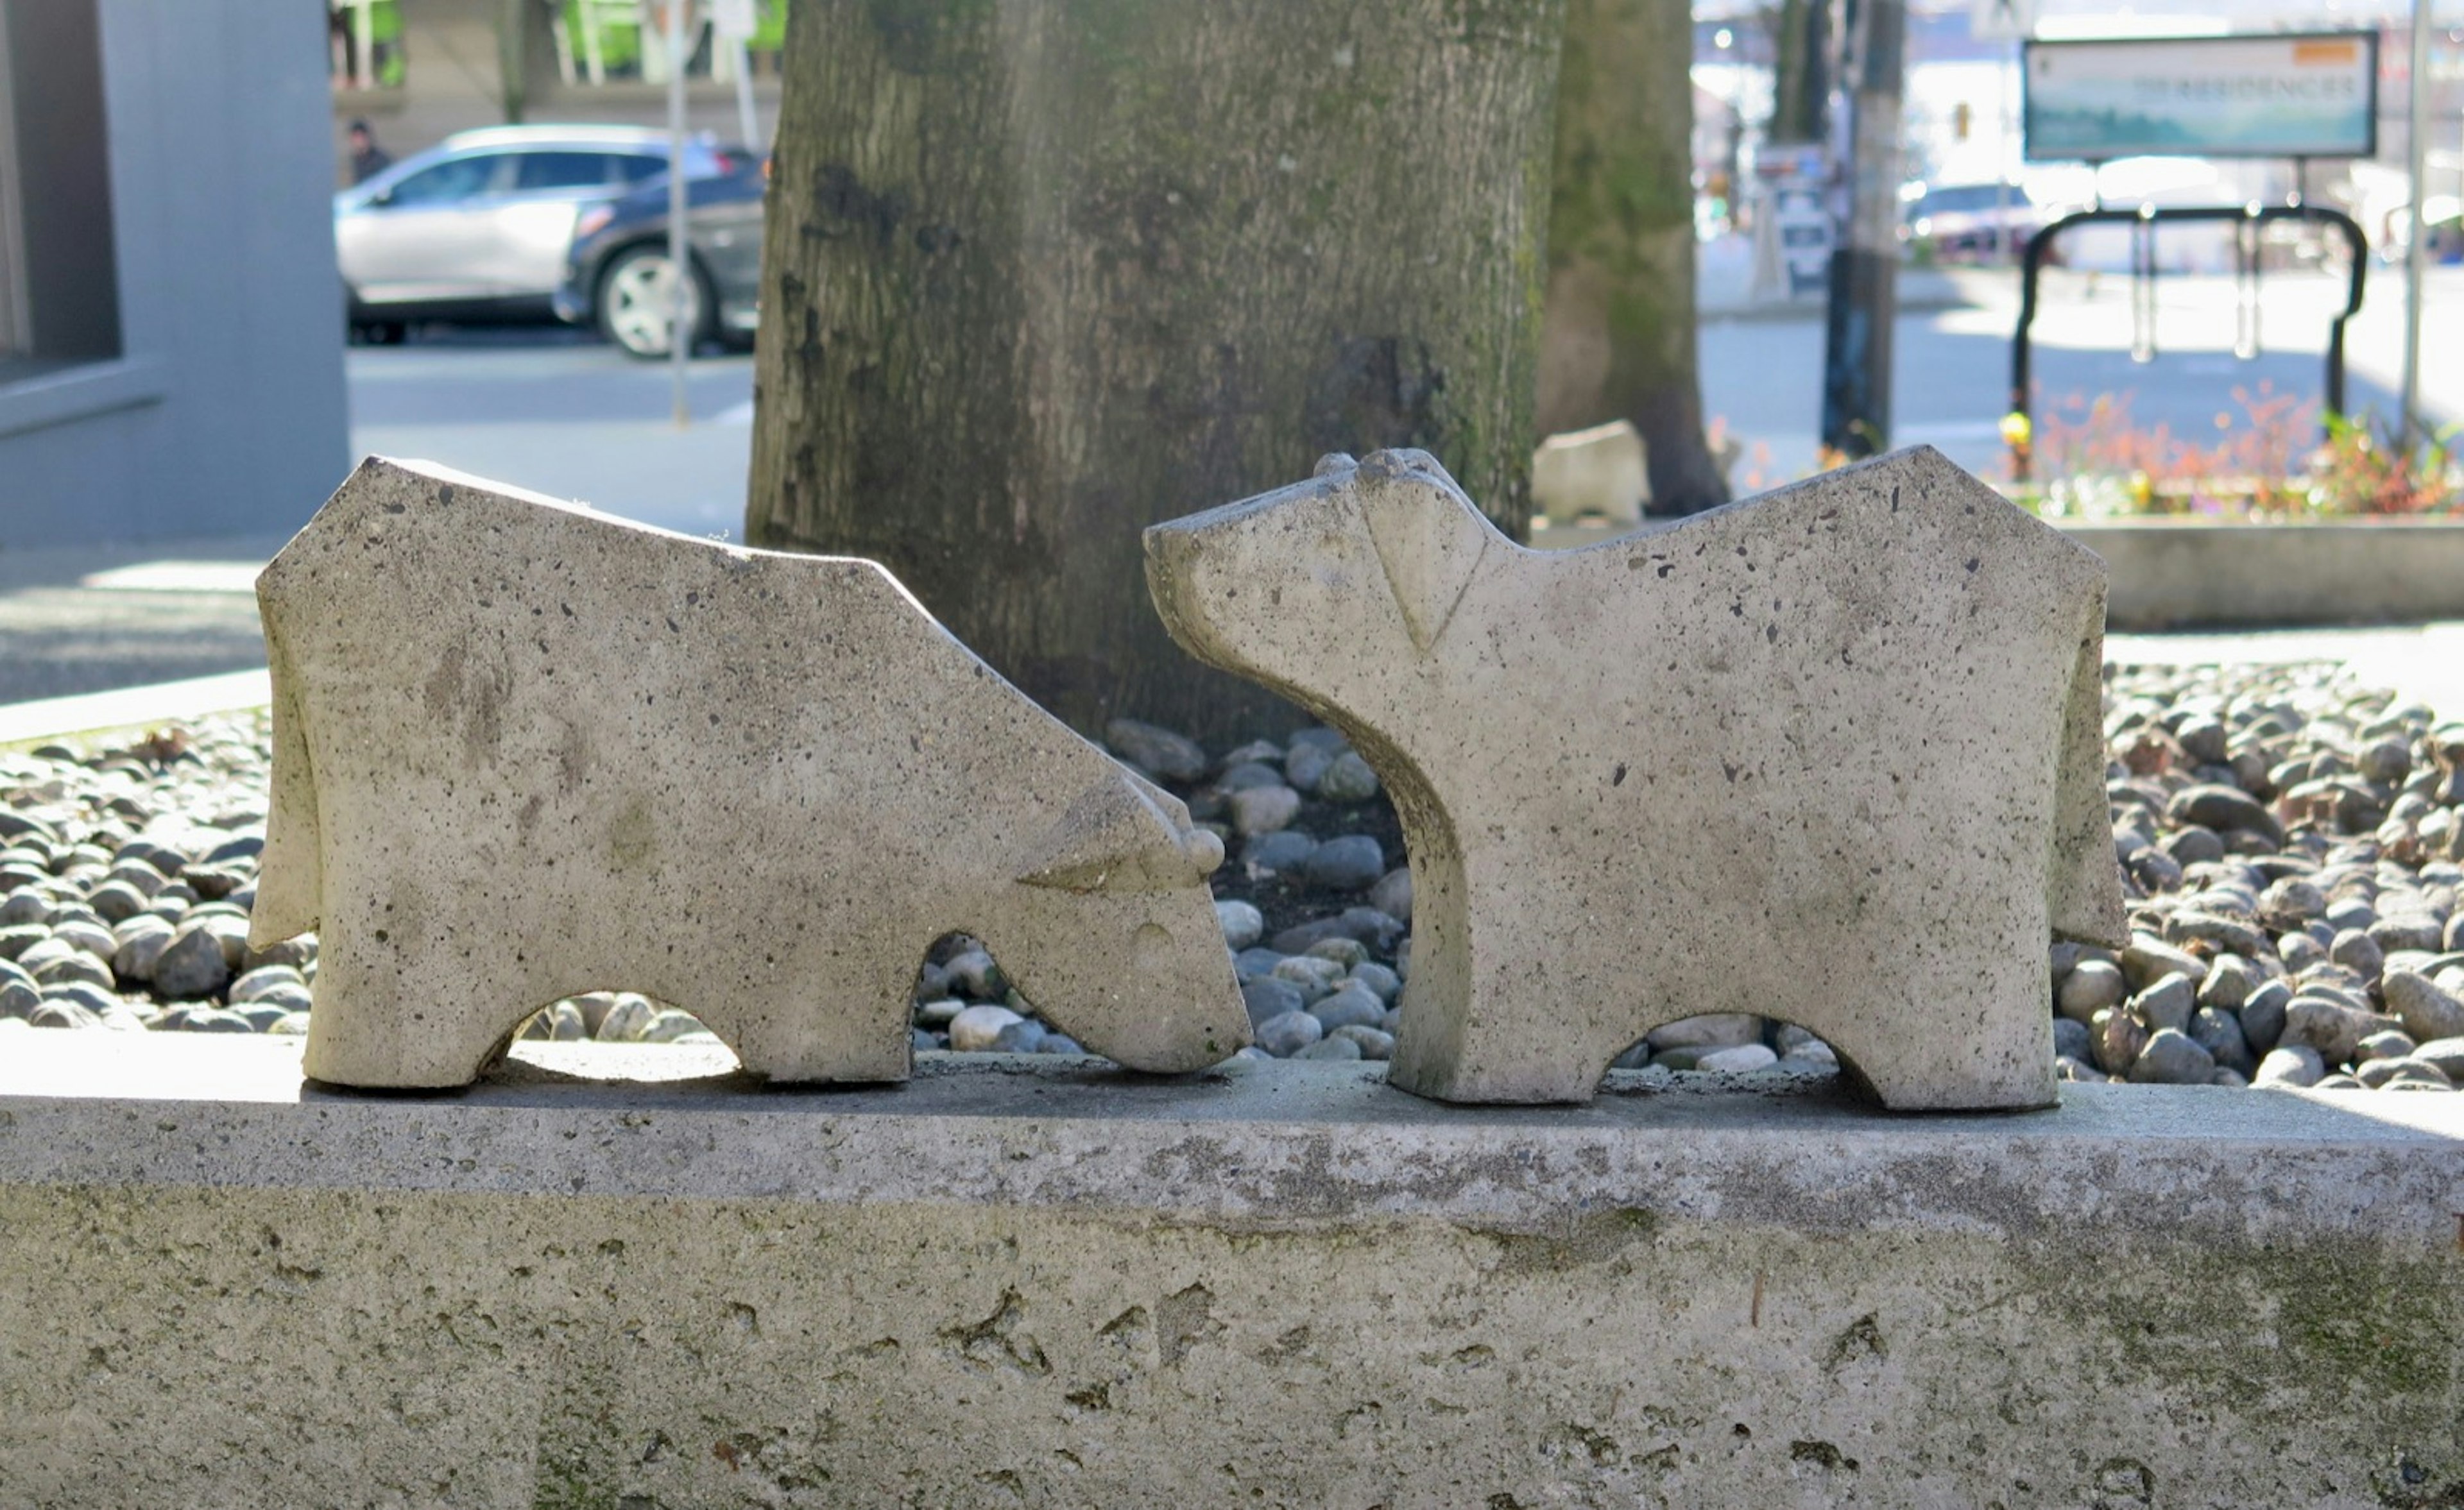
[
  {"left": 0, "top": 533, "right": 283, "bottom": 708},
  {"left": 1695, "top": 233, "right": 1978, "bottom": 322}
]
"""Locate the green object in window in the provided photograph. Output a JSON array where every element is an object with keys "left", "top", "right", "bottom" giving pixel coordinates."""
[
  {"left": 563, "top": 0, "right": 645, "bottom": 77},
  {"left": 751, "top": 0, "right": 787, "bottom": 52}
]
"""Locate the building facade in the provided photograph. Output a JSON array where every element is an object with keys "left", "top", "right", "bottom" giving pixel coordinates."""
[
  {"left": 0, "top": 1, "right": 350, "bottom": 545},
  {"left": 329, "top": 0, "right": 784, "bottom": 178}
]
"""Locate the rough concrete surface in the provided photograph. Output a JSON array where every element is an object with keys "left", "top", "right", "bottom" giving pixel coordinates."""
[
  {"left": 252, "top": 458, "right": 1246, "bottom": 1087},
  {"left": 1148, "top": 446, "right": 2125, "bottom": 1109},
  {"left": 0, "top": 1040, "right": 2458, "bottom": 1509},
  {"left": 2063, "top": 519, "right": 2464, "bottom": 632}
]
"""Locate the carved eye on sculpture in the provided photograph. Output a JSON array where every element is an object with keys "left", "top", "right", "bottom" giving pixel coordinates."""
[{"left": 1016, "top": 772, "right": 1221, "bottom": 892}]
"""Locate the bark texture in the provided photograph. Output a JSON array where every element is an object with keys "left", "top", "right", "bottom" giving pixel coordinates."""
[
  {"left": 1533, "top": 0, "right": 1729, "bottom": 516},
  {"left": 1765, "top": 0, "right": 1827, "bottom": 145},
  {"left": 748, "top": 0, "right": 1565, "bottom": 742}
]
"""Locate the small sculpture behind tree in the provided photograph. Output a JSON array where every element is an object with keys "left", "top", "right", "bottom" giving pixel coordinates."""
[
  {"left": 252, "top": 458, "right": 1249, "bottom": 1090},
  {"left": 1147, "top": 446, "right": 2126, "bottom": 1108}
]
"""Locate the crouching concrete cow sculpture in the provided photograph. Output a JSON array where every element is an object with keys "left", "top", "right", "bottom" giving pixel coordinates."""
[
  {"left": 1147, "top": 446, "right": 2125, "bottom": 1109},
  {"left": 252, "top": 458, "right": 1249, "bottom": 1089}
]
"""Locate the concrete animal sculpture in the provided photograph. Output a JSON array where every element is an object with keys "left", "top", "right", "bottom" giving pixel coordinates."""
[
  {"left": 1147, "top": 446, "right": 2125, "bottom": 1109},
  {"left": 1530, "top": 419, "right": 1648, "bottom": 528},
  {"left": 252, "top": 458, "right": 1249, "bottom": 1088}
]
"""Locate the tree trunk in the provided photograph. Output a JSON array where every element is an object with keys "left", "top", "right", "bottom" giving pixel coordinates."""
[
  {"left": 748, "top": 0, "right": 1565, "bottom": 744},
  {"left": 1766, "top": 0, "right": 1828, "bottom": 145},
  {"left": 1533, "top": 0, "right": 1729, "bottom": 516}
]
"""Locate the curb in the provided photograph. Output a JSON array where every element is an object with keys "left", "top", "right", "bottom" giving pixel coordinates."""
[
  {"left": 0, "top": 668, "right": 272, "bottom": 751},
  {"left": 1698, "top": 291, "right": 1976, "bottom": 325}
]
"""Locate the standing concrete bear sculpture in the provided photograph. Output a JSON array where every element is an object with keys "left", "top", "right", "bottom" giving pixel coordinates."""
[
  {"left": 251, "top": 457, "right": 1249, "bottom": 1089},
  {"left": 1146, "top": 446, "right": 2125, "bottom": 1109}
]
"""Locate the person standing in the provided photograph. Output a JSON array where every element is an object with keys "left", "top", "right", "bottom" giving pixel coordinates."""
[{"left": 347, "top": 119, "right": 392, "bottom": 184}]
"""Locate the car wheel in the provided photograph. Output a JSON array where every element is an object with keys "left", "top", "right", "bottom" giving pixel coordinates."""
[
  {"left": 350, "top": 320, "right": 407, "bottom": 346},
  {"left": 597, "top": 245, "right": 715, "bottom": 360}
]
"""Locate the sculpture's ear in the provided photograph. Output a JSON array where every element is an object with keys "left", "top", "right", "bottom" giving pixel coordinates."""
[
  {"left": 248, "top": 598, "right": 323, "bottom": 949},
  {"left": 1016, "top": 769, "right": 1224, "bottom": 892},
  {"left": 1351, "top": 449, "right": 1494, "bottom": 655}
]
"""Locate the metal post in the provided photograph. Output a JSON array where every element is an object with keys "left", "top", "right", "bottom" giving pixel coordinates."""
[
  {"left": 667, "top": 0, "right": 691, "bottom": 429},
  {"left": 1819, "top": 0, "right": 1906, "bottom": 458},
  {"left": 497, "top": 0, "right": 529, "bottom": 124},
  {"left": 2130, "top": 207, "right": 2157, "bottom": 364},
  {"left": 2400, "top": 0, "right": 2431, "bottom": 450},
  {"left": 2234, "top": 207, "right": 2260, "bottom": 362},
  {"left": 1996, "top": 38, "right": 2017, "bottom": 263},
  {"left": 732, "top": 38, "right": 760, "bottom": 149}
]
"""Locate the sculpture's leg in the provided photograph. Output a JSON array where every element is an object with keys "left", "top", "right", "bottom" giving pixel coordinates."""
[
  {"left": 301, "top": 938, "right": 536, "bottom": 1089},
  {"left": 1822, "top": 1008, "right": 2058, "bottom": 1113},
  {"left": 717, "top": 950, "right": 920, "bottom": 1085},
  {"left": 1387, "top": 1012, "right": 1623, "bottom": 1105}
]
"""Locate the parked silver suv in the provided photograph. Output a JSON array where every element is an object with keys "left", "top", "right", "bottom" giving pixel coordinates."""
[{"left": 334, "top": 124, "right": 735, "bottom": 343}]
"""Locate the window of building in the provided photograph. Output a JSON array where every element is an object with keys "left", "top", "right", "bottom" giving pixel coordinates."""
[
  {"left": 329, "top": 0, "right": 405, "bottom": 92},
  {"left": 551, "top": 0, "right": 787, "bottom": 87},
  {"left": 0, "top": 0, "right": 121, "bottom": 380}
]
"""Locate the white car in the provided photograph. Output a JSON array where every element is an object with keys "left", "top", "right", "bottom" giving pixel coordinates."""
[{"left": 335, "top": 124, "right": 734, "bottom": 342}]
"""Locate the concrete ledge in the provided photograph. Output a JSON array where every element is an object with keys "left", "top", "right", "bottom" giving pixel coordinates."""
[
  {"left": 0, "top": 668, "right": 269, "bottom": 749},
  {"left": 0, "top": 355, "right": 166, "bottom": 442},
  {"left": 3, "top": 1039, "right": 2460, "bottom": 1507},
  {"left": 2060, "top": 519, "right": 2464, "bottom": 630}
]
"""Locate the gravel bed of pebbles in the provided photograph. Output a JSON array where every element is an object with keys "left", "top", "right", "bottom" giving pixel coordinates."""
[
  {"left": 6, "top": 673, "right": 2461, "bottom": 1098},
  {"left": 2053, "top": 664, "right": 2464, "bottom": 1093}
]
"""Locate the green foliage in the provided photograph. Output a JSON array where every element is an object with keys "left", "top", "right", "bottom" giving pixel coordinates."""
[{"left": 2311, "top": 411, "right": 2462, "bottom": 516}]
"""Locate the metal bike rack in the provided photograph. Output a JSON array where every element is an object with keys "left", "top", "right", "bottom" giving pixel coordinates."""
[{"left": 2008, "top": 203, "right": 2368, "bottom": 481}]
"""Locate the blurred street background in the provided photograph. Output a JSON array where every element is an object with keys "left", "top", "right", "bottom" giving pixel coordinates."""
[
  {"left": 337, "top": 259, "right": 2464, "bottom": 526},
  {"left": 346, "top": 325, "right": 751, "bottom": 538}
]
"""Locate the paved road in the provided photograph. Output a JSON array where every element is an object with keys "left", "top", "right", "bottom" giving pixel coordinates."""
[{"left": 347, "top": 324, "right": 757, "bottom": 539}]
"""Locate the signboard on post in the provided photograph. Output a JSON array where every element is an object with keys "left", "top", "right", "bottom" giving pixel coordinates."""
[
  {"left": 2023, "top": 32, "right": 2378, "bottom": 161},
  {"left": 1748, "top": 143, "right": 1833, "bottom": 298}
]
